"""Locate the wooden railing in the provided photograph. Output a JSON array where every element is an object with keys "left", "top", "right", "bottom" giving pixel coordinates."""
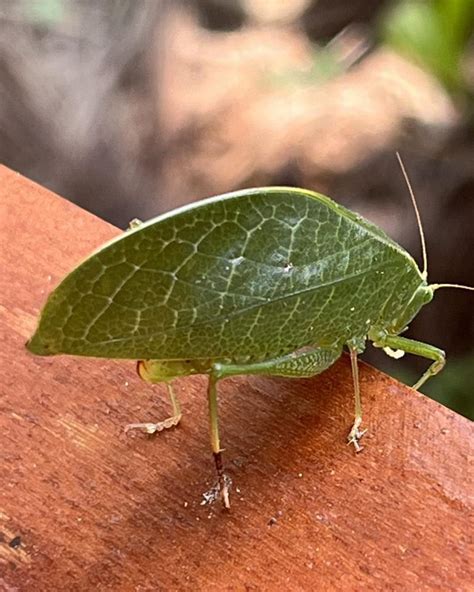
[{"left": 1, "top": 166, "right": 471, "bottom": 591}]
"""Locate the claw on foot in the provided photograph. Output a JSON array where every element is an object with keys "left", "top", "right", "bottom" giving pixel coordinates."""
[
  {"left": 347, "top": 417, "right": 367, "bottom": 453},
  {"left": 124, "top": 414, "right": 182, "bottom": 435},
  {"left": 201, "top": 473, "right": 232, "bottom": 509}
]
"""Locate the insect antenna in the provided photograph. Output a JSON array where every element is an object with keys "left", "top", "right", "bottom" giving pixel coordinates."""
[
  {"left": 396, "top": 157, "right": 474, "bottom": 293},
  {"left": 396, "top": 152, "right": 428, "bottom": 279},
  {"left": 431, "top": 283, "right": 474, "bottom": 292}
]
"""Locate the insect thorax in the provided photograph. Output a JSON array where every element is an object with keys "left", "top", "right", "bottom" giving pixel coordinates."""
[{"left": 370, "top": 284, "right": 433, "bottom": 340}]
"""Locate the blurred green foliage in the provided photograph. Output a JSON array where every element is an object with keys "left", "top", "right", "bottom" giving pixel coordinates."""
[
  {"left": 383, "top": 0, "right": 474, "bottom": 95},
  {"left": 422, "top": 353, "right": 474, "bottom": 420},
  {"left": 22, "top": 0, "right": 64, "bottom": 26},
  {"left": 390, "top": 352, "right": 474, "bottom": 420},
  {"left": 267, "top": 46, "right": 345, "bottom": 89}
]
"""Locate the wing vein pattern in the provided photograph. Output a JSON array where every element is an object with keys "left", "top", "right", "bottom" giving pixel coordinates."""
[{"left": 32, "top": 188, "right": 423, "bottom": 360}]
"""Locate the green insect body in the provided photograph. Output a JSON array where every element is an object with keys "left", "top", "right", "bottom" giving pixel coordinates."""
[{"left": 27, "top": 185, "right": 465, "bottom": 508}]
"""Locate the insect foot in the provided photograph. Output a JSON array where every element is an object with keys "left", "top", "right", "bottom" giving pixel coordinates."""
[
  {"left": 127, "top": 217, "right": 143, "bottom": 230},
  {"left": 124, "top": 413, "right": 182, "bottom": 435},
  {"left": 201, "top": 473, "right": 232, "bottom": 509},
  {"left": 347, "top": 417, "right": 367, "bottom": 453}
]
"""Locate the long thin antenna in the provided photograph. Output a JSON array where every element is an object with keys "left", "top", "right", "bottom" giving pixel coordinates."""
[
  {"left": 431, "top": 283, "right": 474, "bottom": 292},
  {"left": 396, "top": 152, "right": 428, "bottom": 279}
]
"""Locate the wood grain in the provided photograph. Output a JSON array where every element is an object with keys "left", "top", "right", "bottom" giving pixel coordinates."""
[{"left": 0, "top": 166, "right": 472, "bottom": 591}]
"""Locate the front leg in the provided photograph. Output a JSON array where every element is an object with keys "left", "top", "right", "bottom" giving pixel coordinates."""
[{"left": 371, "top": 332, "right": 446, "bottom": 390}]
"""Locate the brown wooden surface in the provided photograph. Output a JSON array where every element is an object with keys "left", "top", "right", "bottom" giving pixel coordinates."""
[{"left": 0, "top": 165, "right": 472, "bottom": 591}]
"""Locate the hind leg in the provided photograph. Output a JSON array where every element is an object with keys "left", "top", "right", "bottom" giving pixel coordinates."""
[
  {"left": 124, "top": 382, "right": 182, "bottom": 435},
  {"left": 203, "top": 345, "right": 342, "bottom": 508}
]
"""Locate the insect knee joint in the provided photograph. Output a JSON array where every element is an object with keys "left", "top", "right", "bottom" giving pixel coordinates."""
[
  {"left": 211, "top": 362, "right": 225, "bottom": 379},
  {"left": 434, "top": 355, "right": 446, "bottom": 373}
]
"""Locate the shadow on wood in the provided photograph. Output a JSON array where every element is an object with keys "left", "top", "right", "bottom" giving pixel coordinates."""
[{"left": 0, "top": 166, "right": 472, "bottom": 591}]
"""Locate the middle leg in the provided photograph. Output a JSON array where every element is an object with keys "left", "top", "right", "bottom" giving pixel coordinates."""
[{"left": 346, "top": 346, "right": 367, "bottom": 453}]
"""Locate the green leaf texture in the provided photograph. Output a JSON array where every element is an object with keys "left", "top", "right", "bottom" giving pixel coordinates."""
[{"left": 28, "top": 188, "right": 424, "bottom": 361}]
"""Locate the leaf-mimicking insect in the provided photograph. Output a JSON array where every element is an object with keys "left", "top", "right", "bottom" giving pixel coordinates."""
[{"left": 27, "top": 155, "right": 473, "bottom": 508}]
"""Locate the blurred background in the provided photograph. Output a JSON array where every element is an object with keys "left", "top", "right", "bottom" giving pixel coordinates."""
[{"left": 1, "top": 0, "right": 473, "bottom": 417}]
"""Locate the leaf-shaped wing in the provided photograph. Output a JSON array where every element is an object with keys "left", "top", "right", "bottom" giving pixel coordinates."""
[{"left": 28, "top": 188, "right": 423, "bottom": 360}]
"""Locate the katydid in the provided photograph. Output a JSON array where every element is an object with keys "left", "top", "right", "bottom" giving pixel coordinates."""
[{"left": 26, "top": 155, "right": 473, "bottom": 508}]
